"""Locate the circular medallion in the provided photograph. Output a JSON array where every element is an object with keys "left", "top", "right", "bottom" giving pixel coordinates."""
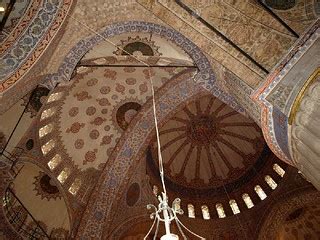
[
  {"left": 33, "top": 171, "right": 61, "bottom": 201},
  {"left": 126, "top": 182, "right": 140, "bottom": 207},
  {"left": 116, "top": 102, "right": 142, "bottom": 130}
]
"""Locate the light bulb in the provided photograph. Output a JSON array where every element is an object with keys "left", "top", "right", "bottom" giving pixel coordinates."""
[
  {"left": 160, "top": 234, "right": 179, "bottom": 240},
  {"left": 0, "top": 7, "right": 5, "bottom": 12}
]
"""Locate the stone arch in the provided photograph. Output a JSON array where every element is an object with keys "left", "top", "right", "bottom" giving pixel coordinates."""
[{"left": 46, "top": 21, "right": 242, "bottom": 112}]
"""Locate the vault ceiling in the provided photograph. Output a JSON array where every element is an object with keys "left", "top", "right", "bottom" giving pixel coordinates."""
[{"left": 41, "top": 57, "right": 190, "bottom": 171}]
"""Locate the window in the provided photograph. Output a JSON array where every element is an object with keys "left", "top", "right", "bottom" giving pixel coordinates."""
[
  {"left": 39, "top": 124, "right": 53, "bottom": 138},
  {"left": 242, "top": 193, "right": 254, "bottom": 209},
  {"left": 47, "top": 92, "right": 63, "bottom": 103},
  {"left": 187, "top": 204, "right": 195, "bottom": 218},
  {"left": 2, "top": 193, "right": 10, "bottom": 207},
  {"left": 201, "top": 205, "right": 210, "bottom": 219},
  {"left": 172, "top": 198, "right": 181, "bottom": 211},
  {"left": 216, "top": 203, "right": 226, "bottom": 218},
  {"left": 68, "top": 178, "right": 81, "bottom": 195},
  {"left": 40, "top": 108, "right": 55, "bottom": 120},
  {"left": 273, "top": 163, "right": 285, "bottom": 177},
  {"left": 41, "top": 139, "right": 55, "bottom": 155},
  {"left": 57, "top": 168, "right": 71, "bottom": 184},
  {"left": 152, "top": 185, "right": 158, "bottom": 196},
  {"left": 229, "top": 200, "right": 240, "bottom": 214},
  {"left": 48, "top": 154, "right": 62, "bottom": 170},
  {"left": 255, "top": 185, "right": 267, "bottom": 200},
  {"left": 265, "top": 175, "right": 277, "bottom": 190},
  {"left": 173, "top": 199, "right": 181, "bottom": 212}
]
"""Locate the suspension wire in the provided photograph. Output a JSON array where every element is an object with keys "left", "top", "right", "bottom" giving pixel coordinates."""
[
  {"left": 220, "top": 177, "right": 248, "bottom": 240},
  {"left": 153, "top": 218, "right": 160, "bottom": 240},
  {"left": 67, "top": 14, "right": 150, "bottom": 67},
  {"left": 148, "top": 67, "right": 167, "bottom": 195},
  {"left": 211, "top": 147, "right": 248, "bottom": 239},
  {"left": 222, "top": 1, "right": 296, "bottom": 38},
  {"left": 143, "top": 217, "right": 157, "bottom": 240},
  {"left": 175, "top": 217, "right": 205, "bottom": 239},
  {"left": 65, "top": 14, "right": 206, "bottom": 239},
  {"left": 250, "top": 149, "right": 281, "bottom": 209},
  {"left": 174, "top": 217, "right": 188, "bottom": 240},
  {"left": 68, "top": 13, "right": 170, "bottom": 195},
  {"left": 5, "top": 5, "right": 293, "bottom": 240}
]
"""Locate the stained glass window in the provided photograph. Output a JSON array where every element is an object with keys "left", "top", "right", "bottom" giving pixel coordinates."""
[
  {"left": 41, "top": 139, "right": 55, "bottom": 155},
  {"left": 68, "top": 178, "right": 81, "bottom": 195},
  {"left": 255, "top": 185, "right": 267, "bottom": 200},
  {"left": 229, "top": 200, "right": 240, "bottom": 214},
  {"left": 242, "top": 193, "right": 254, "bottom": 209},
  {"left": 57, "top": 168, "right": 71, "bottom": 184},
  {"left": 187, "top": 204, "right": 195, "bottom": 218},
  {"left": 39, "top": 124, "right": 53, "bottom": 138},
  {"left": 47, "top": 92, "right": 63, "bottom": 103},
  {"left": 201, "top": 205, "right": 210, "bottom": 219},
  {"left": 47, "top": 154, "right": 62, "bottom": 170},
  {"left": 265, "top": 175, "right": 277, "bottom": 190},
  {"left": 216, "top": 203, "right": 226, "bottom": 218},
  {"left": 40, "top": 108, "right": 55, "bottom": 120},
  {"left": 273, "top": 163, "right": 285, "bottom": 177}
]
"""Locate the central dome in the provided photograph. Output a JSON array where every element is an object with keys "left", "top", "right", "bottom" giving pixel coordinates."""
[
  {"left": 187, "top": 115, "right": 217, "bottom": 145},
  {"left": 148, "top": 95, "right": 268, "bottom": 197}
]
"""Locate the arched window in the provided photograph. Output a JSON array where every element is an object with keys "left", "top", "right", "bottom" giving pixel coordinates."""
[
  {"left": 201, "top": 205, "right": 210, "bottom": 219},
  {"left": 229, "top": 200, "right": 240, "bottom": 214},
  {"left": 254, "top": 185, "right": 267, "bottom": 200},
  {"left": 216, "top": 203, "right": 226, "bottom": 218},
  {"left": 41, "top": 139, "right": 55, "bottom": 155},
  {"left": 47, "top": 154, "right": 62, "bottom": 170},
  {"left": 57, "top": 168, "right": 71, "bottom": 184},
  {"left": 273, "top": 163, "right": 285, "bottom": 177},
  {"left": 265, "top": 175, "right": 277, "bottom": 190},
  {"left": 39, "top": 124, "right": 54, "bottom": 138},
  {"left": 187, "top": 204, "right": 195, "bottom": 218},
  {"left": 152, "top": 185, "right": 158, "bottom": 196},
  {"left": 2, "top": 193, "right": 10, "bottom": 207},
  {"left": 242, "top": 193, "right": 254, "bottom": 209},
  {"left": 173, "top": 199, "right": 181, "bottom": 211},
  {"left": 41, "top": 108, "right": 55, "bottom": 120},
  {"left": 68, "top": 178, "right": 81, "bottom": 195},
  {"left": 47, "top": 92, "right": 63, "bottom": 103}
]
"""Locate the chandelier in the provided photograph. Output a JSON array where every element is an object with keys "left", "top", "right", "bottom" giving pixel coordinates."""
[{"left": 144, "top": 69, "right": 205, "bottom": 240}]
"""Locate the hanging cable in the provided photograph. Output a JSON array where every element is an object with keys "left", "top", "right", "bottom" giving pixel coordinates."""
[
  {"left": 65, "top": 14, "right": 205, "bottom": 239},
  {"left": 148, "top": 67, "right": 167, "bottom": 195}
]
